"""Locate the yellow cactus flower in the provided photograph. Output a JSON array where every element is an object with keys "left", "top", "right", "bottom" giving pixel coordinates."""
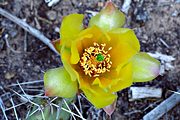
[{"left": 44, "top": 1, "right": 160, "bottom": 109}]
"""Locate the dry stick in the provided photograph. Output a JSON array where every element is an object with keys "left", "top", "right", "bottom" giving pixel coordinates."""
[
  {"left": 24, "top": 31, "right": 28, "bottom": 52},
  {"left": 4, "top": 34, "right": 21, "bottom": 54},
  {"left": 143, "top": 90, "right": 180, "bottom": 120},
  {"left": 0, "top": 8, "right": 59, "bottom": 55},
  {"left": 121, "top": 0, "right": 132, "bottom": 14}
]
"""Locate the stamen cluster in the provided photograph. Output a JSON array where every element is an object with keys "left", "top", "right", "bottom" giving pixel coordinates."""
[{"left": 80, "top": 42, "right": 112, "bottom": 77}]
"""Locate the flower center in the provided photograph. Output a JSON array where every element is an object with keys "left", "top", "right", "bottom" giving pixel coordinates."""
[{"left": 80, "top": 42, "right": 112, "bottom": 77}]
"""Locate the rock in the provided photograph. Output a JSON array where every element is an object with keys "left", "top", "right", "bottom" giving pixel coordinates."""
[
  {"left": 33, "top": 65, "right": 41, "bottom": 72},
  {"left": 171, "top": 10, "right": 178, "bottom": 17},
  {"left": 5, "top": 72, "right": 15, "bottom": 79},
  {"left": 46, "top": 10, "right": 57, "bottom": 21},
  {"left": 54, "top": 26, "right": 60, "bottom": 33},
  {"left": 135, "top": 8, "right": 148, "bottom": 23}
]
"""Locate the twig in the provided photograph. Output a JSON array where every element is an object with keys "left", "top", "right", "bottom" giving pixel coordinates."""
[
  {"left": 148, "top": 52, "right": 175, "bottom": 75},
  {"left": 159, "top": 38, "right": 169, "bottom": 48},
  {"left": 148, "top": 52, "right": 175, "bottom": 62},
  {"left": 121, "top": 0, "right": 132, "bottom": 14},
  {"left": 4, "top": 34, "right": 21, "bottom": 54},
  {"left": 143, "top": 90, "right": 180, "bottom": 120},
  {"left": 85, "top": 10, "right": 98, "bottom": 16},
  {"left": 143, "top": 100, "right": 162, "bottom": 112},
  {"left": 34, "top": 17, "right": 41, "bottom": 30},
  {"left": 0, "top": 8, "right": 59, "bottom": 55},
  {"left": 168, "top": 90, "right": 180, "bottom": 95},
  {"left": 44, "top": 0, "right": 60, "bottom": 7},
  {"left": 37, "top": 16, "right": 53, "bottom": 25},
  {"left": 124, "top": 110, "right": 142, "bottom": 116},
  {"left": 24, "top": 31, "right": 27, "bottom": 52},
  {"left": 129, "top": 87, "right": 162, "bottom": 101}
]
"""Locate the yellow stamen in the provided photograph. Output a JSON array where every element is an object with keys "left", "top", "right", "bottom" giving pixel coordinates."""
[{"left": 79, "top": 42, "right": 112, "bottom": 77}]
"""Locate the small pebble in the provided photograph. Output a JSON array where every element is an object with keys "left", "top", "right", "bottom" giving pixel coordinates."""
[
  {"left": 33, "top": 65, "right": 41, "bottom": 72},
  {"left": 98, "top": 2, "right": 104, "bottom": 7},
  {"left": 5, "top": 72, "right": 15, "bottom": 79},
  {"left": 54, "top": 27, "right": 60, "bottom": 33},
  {"left": 135, "top": 8, "right": 148, "bottom": 23},
  {"left": 172, "top": 10, "right": 178, "bottom": 17},
  {"left": 9, "top": 29, "right": 18, "bottom": 38},
  {"left": 46, "top": 10, "right": 57, "bottom": 21}
]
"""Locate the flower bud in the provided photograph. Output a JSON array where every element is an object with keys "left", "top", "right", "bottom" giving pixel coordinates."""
[
  {"left": 89, "top": 1, "right": 125, "bottom": 31},
  {"left": 132, "top": 52, "right": 160, "bottom": 82},
  {"left": 44, "top": 67, "right": 78, "bottom": 98}
]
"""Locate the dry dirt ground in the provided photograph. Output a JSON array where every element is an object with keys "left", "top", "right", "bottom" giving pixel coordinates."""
[{"left": 0, "top": 0, "right": 180, "bottom": 119}]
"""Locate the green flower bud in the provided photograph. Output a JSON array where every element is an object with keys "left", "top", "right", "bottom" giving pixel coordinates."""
[
  {"left": 89, "top": 1, "right": 125, "bottom": 31},
  {"left": 132, "top": 52, "right": 160, "bottom": 82},
  {"left": 44, "top": 67, "right": 78, "bottom": 98}
]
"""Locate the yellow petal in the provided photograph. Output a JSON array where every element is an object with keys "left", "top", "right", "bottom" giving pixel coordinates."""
[
  {"left": 77, "top": 70, "right": 94, "bottom": 89},
  {"left": 92, "top": 77, "right": 102, "bottom": 86},
  {"left": 109, "top": 28, "right": 140, "bottom": 51},
  {"left": 82, "top": 86, "right": 117, "bottom": 108},
  {"left": 70, "top": 34, "right": 93, "bottom": 64},
  {"left": 92, "top": 76, "right": 114, "bottom": 88},
  {"left": 72, "top": 27, "right": 136, "bottom": 89},
  {"left": 70, "top": 41, "right": 80, "bottom": 64},
  {"left": 107, "top": 28, "right": 140, "bottom": 67},
  {"left": 90, "top": 61, "right": 129, "bottom": 89},
  {"left": 70, "top": 26, "right": 109, "bottom": 65},
  {"left": 78, "top": 26, "right": 106, "bottom": 47},
  {"left": 53, "top": 39, "right": 61, "bottom": 54},
  {"left": 60, "top": 14, "right": 84, "bottom": 47},
  {"left": 110, "top": 62, "right": 133, "bottom": 92},
  {"left": 61, "top": 45, "right": 79, "bottom": 81}
]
